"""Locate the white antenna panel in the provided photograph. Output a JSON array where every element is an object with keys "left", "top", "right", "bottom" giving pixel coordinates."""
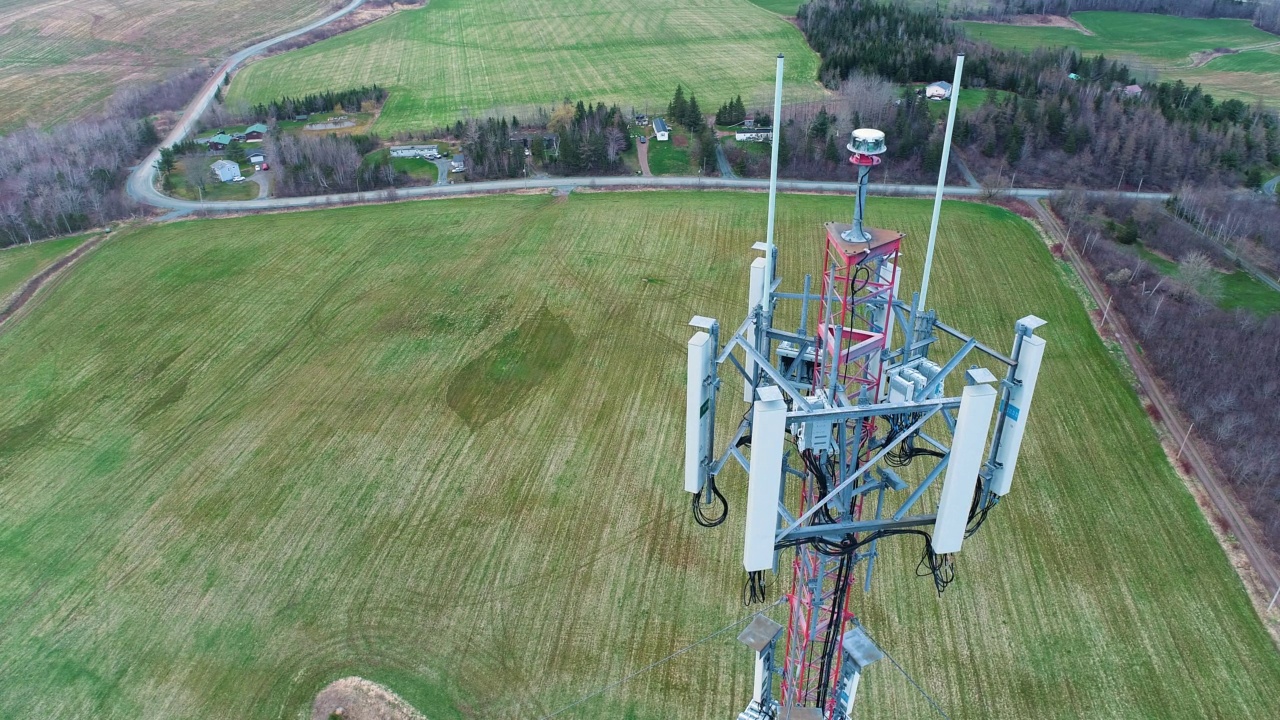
[
  {"left": 685, "top": 331, "right": 714, "bottom": 494},
  {"left": 743, "top": 257, "right": 768, "bottom": 402},
  {"left": 990, "top": 334, "right": 1046, "bottom": 496},
  {"left": 744, "top": 386, "right": 787, "bottom": 572},
  {"left": 932, "top": 383, "right": 997, "bottom": 554}
]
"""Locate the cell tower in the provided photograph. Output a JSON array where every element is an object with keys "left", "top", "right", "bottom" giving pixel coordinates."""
[{"left": 683, "top": 55, "right": 1048, "bottom": 719}]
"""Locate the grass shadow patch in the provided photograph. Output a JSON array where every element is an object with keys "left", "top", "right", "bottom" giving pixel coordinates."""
[
  {"left": 135, "top": 377, "right": 188, "bottom": 424},
  {"left": 446, "top": 305, "right": 575, "bottom": 429}
]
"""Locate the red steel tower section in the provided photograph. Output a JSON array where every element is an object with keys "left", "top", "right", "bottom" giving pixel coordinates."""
[{"left": 781, "top": 150, "right": 903, "bottom": 716}]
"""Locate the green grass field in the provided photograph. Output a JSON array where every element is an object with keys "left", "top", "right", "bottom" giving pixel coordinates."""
[
  {"left": 647, "top": 132, "right": 694, "bottom": 175},
  {"left": 0, "top": 234, "right": 92, "bottom": 300},
  {"left": 1, "top": 193, "right": 1277, "bottom": 719},
  {"left": 0, "top": 0, "right": 328, "bottom": 132},
  {"left": 391, "top": 156, "right": 438, "bottom": 181},
  {"left": 1137, "top": 247, "right": 1280, "bottom": 315},
  {"left": 962, "top": 12, "right": 1280, "bottom": 105},
  {"left": 227, "top": 0, "right": 824, "bottom": 135},
  {"left": 744, "top": 0, "right": 801, "bottom": 14}
]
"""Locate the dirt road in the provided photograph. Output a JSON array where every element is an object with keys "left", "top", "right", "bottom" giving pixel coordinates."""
[
  {"left": 637, "top": 138, "right": 653, "bottom": 177},
  {"left": 1028, "top": 199, "right": 1280, "bottom": 605}
]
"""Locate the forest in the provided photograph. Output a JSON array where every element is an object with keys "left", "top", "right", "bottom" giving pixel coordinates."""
[
  {"left": 458, "top": 101, "right": 638, "bottom": 181},
  {"left": 1050, "top": 190, "right": 1280, "bottom": 551},
  {"left": 786, "top": 0, "right": 1280, "bottom": 189},
  {"left": 0, "top": 68, "right": 210, "bottom": 248}
]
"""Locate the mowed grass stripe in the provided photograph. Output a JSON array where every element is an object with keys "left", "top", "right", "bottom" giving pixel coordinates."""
[
  {"left": 0, "top": 194, "right": 1276, "bottom": 719},
  {"left": 228, "top": 0, "right": 823, "bottom": 134}
]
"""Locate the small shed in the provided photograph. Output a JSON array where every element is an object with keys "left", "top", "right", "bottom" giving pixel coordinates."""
[
  {"left": 1123, "top": 84, "right": 1143, "bottom": 97},
  {"left": 211, "top": 159, "right": 240, "bottom": 182},
  {"left": 653, "top": 117, "right": 670, "bottom": 141},
  {"left": 925, "top": 81, "right": 952, "bottom": 101},
  {"left": 248, "top": 150, "right": 266, "bottom": 165},
  {"left": 542, "top": 134, "right": 560, "bottom": 157},
  {"left": 245, "top": 123, "right": 269, "bottom": 141},
  {"left": 207, "top": 133, "right": 233, "bottom": 151}
]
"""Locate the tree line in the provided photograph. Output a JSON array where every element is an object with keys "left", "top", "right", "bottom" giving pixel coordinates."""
[
  {"left": 1051, "top": 190, "right": 1280, "bottom": 554},
  {"left": 247, "top": 85, "right": 388, "bottom": 122}
]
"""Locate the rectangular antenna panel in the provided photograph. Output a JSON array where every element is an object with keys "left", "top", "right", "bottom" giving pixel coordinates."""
[
  {"left": 743, "top": 257, "right": 768, "bottom": 402},
  {"left": 685, "top": 331, "right": 714, "bottom": 494},
  {"left": 744, "top": 386, "right": 787, "bottom": 572},
  {"left": 903, "top": 368, "right": 929, "bottom": 401},
  {"left": 990, "top": 334, "right": 1046, "bottom": 496},
  {"left": 919, "top": 360, "right": 943, "bottom": 398},
  {"left": 888, "top": 373, "right": 915, "bottom": 404},
  {"left": 932, "top": 383, "right": 997, "bottom": 554}
]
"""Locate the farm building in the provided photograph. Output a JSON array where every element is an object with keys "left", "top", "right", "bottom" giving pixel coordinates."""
[
  {"left": 653, "top": 118, "right": 670, "bottom": 141},
  {"left": 390, "top": 145, "right": 439, "bottom": 159},
  {"left": 207, "top": 133, "right": 233, "bottom": 151},
  {"left": 245, "top": 123, "right": 269, "bottom": 141},
  {"left": 1123, "top": 84, "right": 1143, "bottom": 97},
  {"left": 210, "top": 159, "right": 240, "bottom": 182},
  {"left": 450, "top": 154, "right": 467, "bottom": 172},
  {"left": 925, "top": 81, "right": 952, "bottom": 100},
  {"left": 735, "top": 131, "right": 771, "bottom": 143},
  {"left": 248, "top": 151, "right": 266, "bottom": 165}
]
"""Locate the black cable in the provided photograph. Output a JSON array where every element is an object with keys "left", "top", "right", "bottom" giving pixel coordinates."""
[
  {"left": 691, "top": 476, "right": 728, "bottom": 528},
  {"left": 743, "top": 570, "right": 768, "bottom": 606},
  {"left": 814, "top": 551, "right": 854, "bottom": 709}
]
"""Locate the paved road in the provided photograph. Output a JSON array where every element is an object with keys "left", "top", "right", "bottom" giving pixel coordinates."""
[
  {"left": 432, "top": 158, "right": 450, "bottom": 184},
  {"left": 125, "top": 0, "right": 366, "bottom": 208},
  {"left": 132, "top": 173, "right": 1172, "bottom": 213},
  {"left": 252, "top": 171, "right": 271, "bottom": 200},
  {"left": 715, "top": 141, "right": 736, "bottom": 179},
  {"left": 1030, "top": 199, "right": 1280, "bottom": 602}
]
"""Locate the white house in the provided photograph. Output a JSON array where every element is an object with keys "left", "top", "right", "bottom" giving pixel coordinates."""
[
  {"left": 735, "top": 131, "right": 772, "bottom": 143},
  {"left": 925, "top": 81, "right": 952, "bottom": 100},
  {"left": 450, "top": 154, "right": 467, "bottom": 172},
  {"left": 652, "top": 117, "right": 670, "bottom": 141},
  {"left": 390, "top": 144, "right": 440, "bottom": 159},
  {"left": 210, "top": 159, "right": 240, "bottom": 183}
]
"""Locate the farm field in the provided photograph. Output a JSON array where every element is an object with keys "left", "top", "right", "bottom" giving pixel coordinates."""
[
  {"left": 0, "top": 0, "right": 329, "bottom": 132},
  {"left": 1, "top": 193, "right": 1278, "bottom": 719},
  {"left": 0, "top": 233, "right": 92, "bottom": 300},
  {"left": 962, "top": 12, "right": 1280, "bottom": 105},
  {"left": 745, "top": 0, "right": 802, "bottom": 14},
  {"left": 227, "top": 0, "right": 824, "bottom": 135}
]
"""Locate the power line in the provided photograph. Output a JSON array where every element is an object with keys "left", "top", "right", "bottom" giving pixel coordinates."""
[
  {"left": 538, "top": 598, "right": 786, "bottom": 720},
  {"left": 861, "top": 628, "right": 952, "bottom": 720}
]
